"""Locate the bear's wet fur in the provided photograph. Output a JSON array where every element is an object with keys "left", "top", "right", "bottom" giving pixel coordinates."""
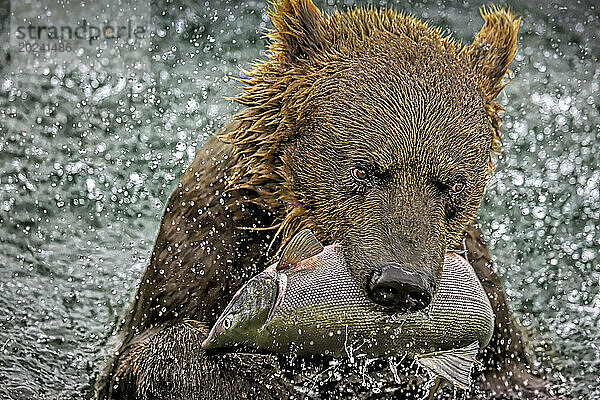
[{"left": 97, "top": 1, "right": 559, "bottom": 398}]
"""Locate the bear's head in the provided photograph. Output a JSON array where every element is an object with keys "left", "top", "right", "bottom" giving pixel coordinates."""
[{"left": 224, "top": 0, "right": 519, "bottom": 312}]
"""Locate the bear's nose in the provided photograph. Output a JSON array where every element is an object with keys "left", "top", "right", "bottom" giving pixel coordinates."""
[{"left": 366, "top": 262, "right": 434, "bottom": 312}]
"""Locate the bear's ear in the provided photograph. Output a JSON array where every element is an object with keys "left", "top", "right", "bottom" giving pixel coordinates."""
[
  {"left": 268, "top": 0, "right": 329, "bottom": 64},
  {"left": 464, "top": 7, "right": 520, "bottom": 100}
]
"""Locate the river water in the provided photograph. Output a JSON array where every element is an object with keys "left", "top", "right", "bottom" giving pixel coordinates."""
[{"left": 0, "top": 0, "right": 598, "bottom": 399}]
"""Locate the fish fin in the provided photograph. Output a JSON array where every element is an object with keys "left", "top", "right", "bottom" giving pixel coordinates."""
[
  {"left": 416, "top": 341, "right": 479, "bottom": 390},
  {"left": 263, "top": 273, "right": 287, "bottom": 329},
  {"left": 277, "top": 229, "right": 323, "bottom": 270}
]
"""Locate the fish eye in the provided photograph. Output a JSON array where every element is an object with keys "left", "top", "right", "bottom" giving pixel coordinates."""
[{"left": 222, "top": 316, "right": 232, "bottom": 330}]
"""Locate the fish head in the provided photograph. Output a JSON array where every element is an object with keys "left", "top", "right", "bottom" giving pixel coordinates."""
[{"left": 202, "top": 271, "right": 280, "bottom": 350}]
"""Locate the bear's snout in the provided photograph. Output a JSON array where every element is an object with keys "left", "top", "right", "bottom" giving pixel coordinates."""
[{"left": 366, "top": 262, "right": 435, "bottom": 313}]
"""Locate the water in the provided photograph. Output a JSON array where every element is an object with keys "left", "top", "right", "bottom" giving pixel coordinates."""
[{"left": 0, "top": 0, "right": 598, "bottom": 398}]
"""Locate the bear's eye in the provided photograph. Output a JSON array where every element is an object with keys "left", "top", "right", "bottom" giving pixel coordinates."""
[
  {"left": 450, "top": 182, "right": 465, "bottom": 194},
  {"left": 351, "top": 167, "right": 369, "bottom": 181}
]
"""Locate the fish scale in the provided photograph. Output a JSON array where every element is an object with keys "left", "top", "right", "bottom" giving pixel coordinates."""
[
  {"left": 264, "top": 246, "right": 494, "bottom": 357},
  {"left": 203, "top": 231, "right": 495, "bottom": 388}
]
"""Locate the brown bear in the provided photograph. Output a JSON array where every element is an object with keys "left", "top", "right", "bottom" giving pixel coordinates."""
[{"left": 97, "top": 1, "right": 557, "bottom": 398}]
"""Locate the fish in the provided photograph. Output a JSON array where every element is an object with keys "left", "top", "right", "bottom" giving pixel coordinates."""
[{"left": 202, "top": 229, "right": 494, "bottom": 389}]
